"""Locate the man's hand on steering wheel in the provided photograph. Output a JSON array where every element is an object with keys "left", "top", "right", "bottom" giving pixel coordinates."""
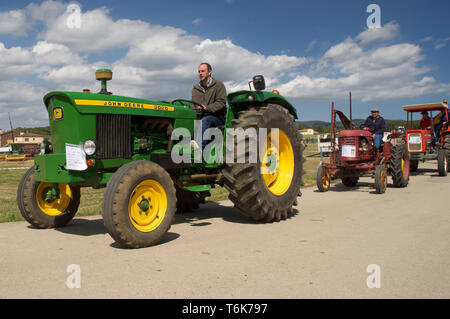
[{"left": 171, "top": 99, "right": 206, "bottom": 118}]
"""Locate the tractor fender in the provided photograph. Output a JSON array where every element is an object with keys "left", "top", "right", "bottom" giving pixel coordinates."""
[
  {"left": 227, "top": 90, "right": 298, "bottom": 119},
  {"left": 383, "top": 141, "right": 392, "bottom": 159}
]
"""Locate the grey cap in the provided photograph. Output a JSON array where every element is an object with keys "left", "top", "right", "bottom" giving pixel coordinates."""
[{"left": 371, "top": 107, "right": 380, "bottom": 112}]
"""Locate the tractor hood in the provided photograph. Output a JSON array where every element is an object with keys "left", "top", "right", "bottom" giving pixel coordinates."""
[
  {"left": 338, "top": 130, "right": 372, "bottom": 138},
  {"left": 43, "top": 91, "right": 195, "bottom": 119}
]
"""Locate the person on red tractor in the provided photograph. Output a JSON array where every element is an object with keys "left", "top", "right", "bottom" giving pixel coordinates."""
[
  {"left": 433, "top": 102, "right": 448, "bottom": 144},
  {"left": 420, "top": 111, "right": 431, "bottom": 129},
  {"left": 362, "top": 108, "right": 386, "bottom": 151}
]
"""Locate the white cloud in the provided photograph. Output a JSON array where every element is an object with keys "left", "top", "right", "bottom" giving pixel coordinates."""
[
  {"left": 0, "top": 43, "right": 35, "bottom": 80},
  {"left": 0, "top": 81, "right": 49, "bottom": 128},
  {"left": 0, "top": 1, "right": 67, "bottom": 37},
  {"left": 278, "top": 29, "right": 449, "bottom": 102},
  {"left": 0, "top": 10, "right": 29, "bottom": 36},
  {"left": 25, "top": 0, "right": 66, "bottom": 23},
  {"left": 32, "top": 41, "right": 83, "bottom": 66},
  {"left": 356, "top": 21, "right": 400, "bottom": 46},
  {"left": 43, "top": 7, "right": 157, "bottom": 52},
  {"left": 0, "top": 3, "right": 449, "bottom": 127},
  {"left": 435, "top": 37, "right": 450, "bottom": 49},
  {"left": 306, "top": 40, "right": 318, "bottom": 52},
  {"left": 192, "top": 18, "right": 202, "bottom": 25}
]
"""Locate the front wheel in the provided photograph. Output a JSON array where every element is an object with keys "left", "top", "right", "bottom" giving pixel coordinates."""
[
  {"left": 316, "top": 165, "right": 331, "bottom": 192},
  {"left": 374, "top": 165, "right": 387, "bottom": 194},
  {"left": 17, "top": 167, "right": 80, "bottom": 228},
  {"left": 102, "top": 161, "right": 177, "bottom": 248}
]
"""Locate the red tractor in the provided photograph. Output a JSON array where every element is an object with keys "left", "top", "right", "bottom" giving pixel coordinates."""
[
  {"left": 317, "top": 102, "right": 410, "bottom": 194},
  {"left": 403, "top": 99, "right": 450, "bottom": 176}
]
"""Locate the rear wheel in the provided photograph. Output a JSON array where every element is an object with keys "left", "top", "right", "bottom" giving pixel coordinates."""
[
  {"left": 444, "top": 135, "right": 450, "bottom": 172},
  {"left": 223, "top": 104, "right": 304, "bottom": 222},
  {"left": 390, "top": 143, "right": 410, "bottom": 187},
  {"left": 316, "top": 166, "right": 331, "bottom": 191},
  {"left": 17, "top": 167, "right": 80, "bottom": 228},
  {"left": 102, "top": 161, "right": 176, "bottom": 248},
  {"left": 437, "top": 149, "right": 448, "bottom": 176},
  {"left": 374, "top": 165, "right": 387, "bottom": 194}
]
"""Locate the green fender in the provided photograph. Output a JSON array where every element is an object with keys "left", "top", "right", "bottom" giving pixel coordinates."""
[{"left": 227, "top": 90, "right": 298, "bottom": 119}]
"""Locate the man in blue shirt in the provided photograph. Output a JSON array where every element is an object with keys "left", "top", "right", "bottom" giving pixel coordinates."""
[{"left": 362, "top": 108, "right": 386, "bottom": 151}]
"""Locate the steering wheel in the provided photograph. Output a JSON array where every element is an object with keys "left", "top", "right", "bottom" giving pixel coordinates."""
[{"left": 171, "top": 99, "right": 206, "bottom": 118}]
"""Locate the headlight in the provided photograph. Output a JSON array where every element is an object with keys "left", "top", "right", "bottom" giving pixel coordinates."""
[
  {"left": 83, "top": 140, "right": 96, "bottom": 155},
  {"left": 40, "top": 141, "right": 52, "bottom": 154}
]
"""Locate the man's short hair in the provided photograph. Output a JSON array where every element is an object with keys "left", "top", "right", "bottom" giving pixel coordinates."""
[{"left": 199, "top": 62, "right": 212, "bottom": 71}]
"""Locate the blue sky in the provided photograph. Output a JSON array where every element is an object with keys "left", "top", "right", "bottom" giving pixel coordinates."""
[{"left": 0, "top": 0, "right": 449, "bottom": 129}]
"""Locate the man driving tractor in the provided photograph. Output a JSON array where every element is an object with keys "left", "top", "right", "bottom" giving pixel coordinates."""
[
  {"left": 433, "top": 104, "right": 448, "bottom": 144},
  {"left": 420, "top": 111, "right": 431, "bottom": 129},
  {"left": 191, "top": 62, "right": 227, "bottom": 149},
  {"left": 362, "top": 107, "right": 386, "bottom": 151}
]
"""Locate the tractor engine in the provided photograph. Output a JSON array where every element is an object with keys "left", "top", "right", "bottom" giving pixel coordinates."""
[{"left": 337, "top": 130, "right": 373, "bottom": 163}]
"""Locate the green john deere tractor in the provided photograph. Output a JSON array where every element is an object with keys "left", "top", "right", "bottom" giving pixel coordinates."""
[{"left": 17, "top": 69, "right": 304, "bottom": 248}]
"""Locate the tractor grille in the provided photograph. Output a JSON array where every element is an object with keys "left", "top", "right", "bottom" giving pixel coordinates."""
[
  {"left": 339, "top": 137, "right": 357, "bottom": 146},
  {"left": 96, "top": 114, "right": 132, "bottom": 159},
  {"left": 407, "top": 133, "right": 422, "bottom": 152}
]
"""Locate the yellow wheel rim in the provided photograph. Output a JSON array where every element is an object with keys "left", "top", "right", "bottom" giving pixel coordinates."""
[
  {"left": 261, "top": 129, "right": 294, "bottom": 196},
  {"left": 128, "top": 180, "right": 167, "bottom": 232},
  {"left": 36, "top": 183, "right": 72, "bottom": 216},
  {"left": 321, "top": 168, "right": 330, "bottom": 189}
]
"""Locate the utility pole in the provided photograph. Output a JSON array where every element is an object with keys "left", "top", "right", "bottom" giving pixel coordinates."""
[
  {"left": 349, "top": 92, "right": 352, "bottom": 122},
  {"left": 8, "top": 112, "right": 14, "bottom": 144}
]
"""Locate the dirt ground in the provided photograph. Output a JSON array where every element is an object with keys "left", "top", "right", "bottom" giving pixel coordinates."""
[{"left": 0, "top": 161, "right": 449, "bottom": 299}]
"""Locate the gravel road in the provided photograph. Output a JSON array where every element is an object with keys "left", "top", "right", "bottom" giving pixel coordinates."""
[{"left": 0, "top": 161, "right": 449, "bottom": 298}]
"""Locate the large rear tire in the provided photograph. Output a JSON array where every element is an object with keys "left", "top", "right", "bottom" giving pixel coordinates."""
[
  {"left": 17, "top": 167, "right": 80, "bottom": 228},
  {"left": 102, "top": 161, "right": 177, "bottom": 248},
  {"left": 444, "top": 135, "right": 450, "bottom": 172},
  {"left": 223, "top": 104, "right": 304, "bottom": 222},
  {"left": 437, "top": 149, "right": 448, "bottom": 176},
  {"left": 390, "top": 143, "right": 410, "bottom": 187}
]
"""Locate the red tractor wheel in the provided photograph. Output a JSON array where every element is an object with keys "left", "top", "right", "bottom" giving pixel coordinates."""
[
  {"left": 374, "top": 165, "right": 387, "bottom": 194},
  {"left": 390, "top": 143, "right": 410, "bottom": 187},
  {"left": 316, "top": 165, "right": 331, "bottom": 192},
  {"left": 444, "top": 135, "right": 450, "bottom": 172},
  {"left": 437, "top": 149, "right": 448, "bottom": 176}
]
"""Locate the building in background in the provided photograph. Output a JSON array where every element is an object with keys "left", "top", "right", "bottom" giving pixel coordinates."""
[
  {"left": 14, "top": 132, "right": 44, "bottom": 145},
  {"left": 0, "top": 130, "right": 14, "bottom": 147},
  {"left": 299, "top": 128, "right": 319, "bottom": 135},
  {"left": 0, "top": 131, "right": 43, "bottom": 157}
]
